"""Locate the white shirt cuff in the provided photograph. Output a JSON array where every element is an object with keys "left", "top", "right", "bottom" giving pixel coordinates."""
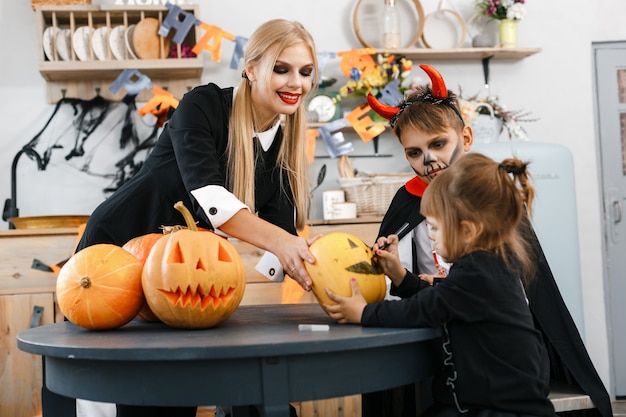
[
  {"left": 255, "top": 251, "right": 285, "bottom": 282},
  {"left": 191, "top": 185, "right": 249, "bottom": 228}
]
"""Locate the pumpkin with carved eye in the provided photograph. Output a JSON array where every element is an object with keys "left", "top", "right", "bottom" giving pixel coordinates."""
[
  {"left": 305, "top": 232, "right": 386, "bottom": 310},
  {"left": 141, "top": 202, "right": 246, "bottom": 329}
]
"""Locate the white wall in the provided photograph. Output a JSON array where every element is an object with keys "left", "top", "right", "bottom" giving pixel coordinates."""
[{"left": 0, "top": 0, "right": 622, "bottom": 397}]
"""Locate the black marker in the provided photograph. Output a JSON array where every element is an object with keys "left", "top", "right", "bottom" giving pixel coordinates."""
[{"left": 378, "top": 222, "right": 410, "bottom": 251}]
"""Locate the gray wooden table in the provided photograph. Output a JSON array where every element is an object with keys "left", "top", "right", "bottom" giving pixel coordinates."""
[{"left": 17, "top": 303, "right": 441, "bottom": 417}]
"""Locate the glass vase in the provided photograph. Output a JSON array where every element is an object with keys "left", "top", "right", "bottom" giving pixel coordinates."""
[{"left": 498, "top": 18, "right": 518, "bottom": 49}]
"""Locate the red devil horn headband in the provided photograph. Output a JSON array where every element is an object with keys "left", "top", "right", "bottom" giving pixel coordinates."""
[{"left": 367, "top": 64, "right": 463, "bottom": 128}]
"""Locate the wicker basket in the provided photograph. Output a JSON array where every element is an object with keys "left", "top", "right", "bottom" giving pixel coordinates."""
[{"left": 338, "top": 174, "right": 414, "bottom": 216}]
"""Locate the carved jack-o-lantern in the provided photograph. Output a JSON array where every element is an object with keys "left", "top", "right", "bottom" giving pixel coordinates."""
[
  {"left": 305, "top": 232, "right": 386, "bottom": 310},
  {"left": 141, "top": 202, "right": 246, "bottom": 329}
]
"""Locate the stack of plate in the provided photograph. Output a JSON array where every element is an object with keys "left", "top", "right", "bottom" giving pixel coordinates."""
[{"left": 42, "top": 17, "right": 170, "bottom": 61}]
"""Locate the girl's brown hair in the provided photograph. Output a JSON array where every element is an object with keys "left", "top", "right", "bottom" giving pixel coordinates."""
[
  {"left": 227, "top": 19, "right": 318, "bottom": 231},
  {"left": 421, "top": 152, "right": 536, "bottom": 286}
]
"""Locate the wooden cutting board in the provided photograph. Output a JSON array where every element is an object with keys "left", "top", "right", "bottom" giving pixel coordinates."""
[{"left": 132, "top": 17, "right": 170, "bottom": 59}]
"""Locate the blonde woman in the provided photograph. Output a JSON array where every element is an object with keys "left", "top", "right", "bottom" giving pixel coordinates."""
[
  {"left": 69, "top": 19, "right": 319, "bottom": 417},
  {"left": 78, "top": 19, "right": 319, "bottom": 290}
]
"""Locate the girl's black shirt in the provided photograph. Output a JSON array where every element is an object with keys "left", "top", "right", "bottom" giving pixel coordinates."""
[{"left": 362, "top": 250, "right": 555, "bottom": 417}]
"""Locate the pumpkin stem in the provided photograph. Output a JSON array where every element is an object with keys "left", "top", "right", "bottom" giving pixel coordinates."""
[
  {"left": 79, "top": 277, "right": 91, "bottom": 288},
  {"left": 174, "top": 201, "right": 198, "bottom": 232}
]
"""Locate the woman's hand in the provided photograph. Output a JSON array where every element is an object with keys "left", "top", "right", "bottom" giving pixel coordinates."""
[
  {"left": 323, "top": 278, "right": 367, "bottom": 324},
  {"left": 274, "top": 233, "right": 321, "bottom": 291},
  {"left": 219, "top": 210, "right": 319, "bottom": 291},
  {"left": 373, "top": 234, "right": 406, "bottom": 286}
]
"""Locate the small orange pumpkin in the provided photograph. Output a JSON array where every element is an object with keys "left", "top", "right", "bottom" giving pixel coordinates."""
[
  {"left": 123, "top": 233, "right": 165, "bottom": 322},
  {"left": 56, "top": 244, "right": 144, "bottom": 330},
  {"left": 142, "top": 201, "right": 246, "bottom": 329},
  {"left": 305, "top": 232, "right": 386, "bottom": 310}
]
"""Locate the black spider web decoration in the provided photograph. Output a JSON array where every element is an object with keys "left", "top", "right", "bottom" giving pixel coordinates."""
[{"left": 15, "top": 94, "right": 160, "bottom": 195}]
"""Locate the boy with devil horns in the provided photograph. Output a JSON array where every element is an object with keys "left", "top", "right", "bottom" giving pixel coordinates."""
[{"left": 361, "top": 64, "right": 613, "bottom": 417}]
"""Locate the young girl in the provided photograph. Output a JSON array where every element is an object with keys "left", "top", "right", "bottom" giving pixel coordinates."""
[{"left": 324, "top": 152, "right": 556, "bottom": 417}]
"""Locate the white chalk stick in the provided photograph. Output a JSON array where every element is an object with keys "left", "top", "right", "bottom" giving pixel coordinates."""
[{"left": 298, "top": 324, "right": 330, "bottom": 332}]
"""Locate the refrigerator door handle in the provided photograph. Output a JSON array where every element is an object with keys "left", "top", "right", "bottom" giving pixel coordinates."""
[{"left": 612, "top": 198, "right": 622, "bottom": 224}]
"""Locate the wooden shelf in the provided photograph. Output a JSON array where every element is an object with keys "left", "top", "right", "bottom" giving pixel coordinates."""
[
  {"left": 373, "top": 47, "right": 542, "bottom": 60},
  {"left": 35, "top": 4, "right": 202, "bottom": 102},
  {"left": 38, "top": 58, "right": 202, "bottom": 82}
]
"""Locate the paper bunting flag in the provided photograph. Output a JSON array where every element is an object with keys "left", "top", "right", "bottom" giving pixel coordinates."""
[
  {"left": 345, "top": 104, "right": 385, "bottom": 143},
  {"left": 109, "top": 69, "right": 153, "bottom": 96},
  {"left": 191, "top": 23, "right": 235, "bottom": 62},
  {"left": 306, "top": 128, "right": 318, "bottom": 164},
  {"left": 158, "top": 3, "right": 200, "bottom": 44},
  {"left": 337, "top": 48, "right": 377, "bottom": 79},
  {"left": 230, "top": 36, "right": 247, "bottom": 70},
  {"left": 138, "top": 86, "right": 179, "bottom": 128},
  {"left": 318, "top": 118, "right": 354, "bottom": 158}
]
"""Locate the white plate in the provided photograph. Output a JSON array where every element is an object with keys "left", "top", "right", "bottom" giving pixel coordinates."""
[
  {"left": 124, "top": 24, "right": 138, "bottom": 60},
  {"left": 109, "top": 25, "right": 126, "bottom": 60},
  {"left": 42, "top": 26, "right": 57, "bottom": 61},
  {"left": 55, "top": 28, "right": 72, "bottom": 61},
  {"left": 92, "top": 27, "right": 110, "bottom": 60},
  {"left": 73, "top": 26, "right": 94, "bottom": 61}
]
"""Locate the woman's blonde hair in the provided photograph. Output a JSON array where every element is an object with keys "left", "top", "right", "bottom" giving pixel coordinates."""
[
  {"left": 421, "top": 152, "right": 536, "bottom": 286},
  {"left": 227, "top": 19, "right": 318, "bottom": 231}
]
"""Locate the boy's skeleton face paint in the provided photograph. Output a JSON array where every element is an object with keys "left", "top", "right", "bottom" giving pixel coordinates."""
[
  {"left": 404, "top": 128, "right": 465, "bottom": 183},
  {"left": 419, "top": 145, "right": 463, "bottom": 178}
]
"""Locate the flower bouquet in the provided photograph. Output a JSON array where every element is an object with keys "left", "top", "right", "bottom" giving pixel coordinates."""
[
  {"left": 474, "top": 0, "right": 527, "bottom": 21},
  {"left": 474, "top": 0, "right": 527, "bottom": 48}
]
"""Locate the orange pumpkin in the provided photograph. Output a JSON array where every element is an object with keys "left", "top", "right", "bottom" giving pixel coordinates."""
[
  {"left": 305, "top": 232, "right": 386, "bottom": 310},
  {"left": 123, "top": 233, "right": 165, "bottom": 322},
  {"left": 123, "top": 233, "right": 164, "bottom": 261},
  {"left": 56, "top": 244, "right": 144, "bottom": 330},
  {"left": 142, "top": 201, "right": 246, "bottom": 329}
]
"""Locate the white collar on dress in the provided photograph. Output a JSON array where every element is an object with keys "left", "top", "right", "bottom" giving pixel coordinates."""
[{"left": 254, "top": 121, "right": 280, "bottom": 152}]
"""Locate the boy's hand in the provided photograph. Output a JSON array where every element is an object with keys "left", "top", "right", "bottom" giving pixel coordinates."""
[
  {"left": 418, "top": 273, "right": 446, "bottom": 285},
  {"left": 323, "top": 278, "right": 367, "bottom": 324}
]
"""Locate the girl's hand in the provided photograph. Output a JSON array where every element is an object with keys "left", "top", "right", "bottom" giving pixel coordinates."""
[
  {"left": 323, "top": 278, "right": 367, "bottom": 324},
  {"left": 373, "top": 234, "right": 405, "bottom": 285}
]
